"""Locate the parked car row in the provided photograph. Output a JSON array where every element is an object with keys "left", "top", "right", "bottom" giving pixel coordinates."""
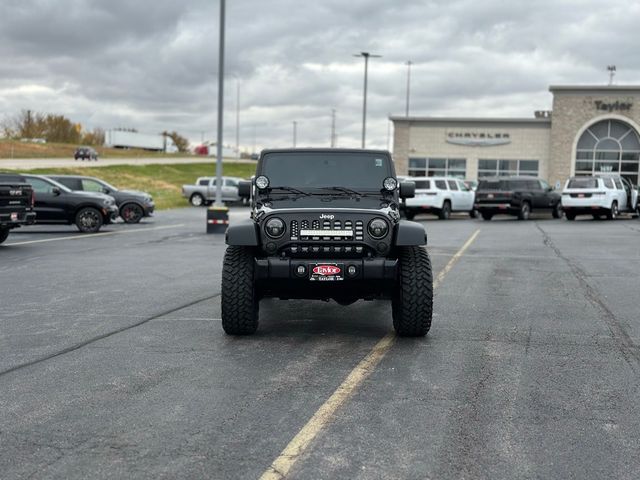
[
  {"left": 0, "top": 173, "right": 154, "bottom": 243},
  {"left": 400, "top": 174, "right": 639, "bottom": 221}
]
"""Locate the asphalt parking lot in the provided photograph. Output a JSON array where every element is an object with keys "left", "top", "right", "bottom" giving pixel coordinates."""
[{"left": 1, "top": 208, "right": 640, "bottom": 479}]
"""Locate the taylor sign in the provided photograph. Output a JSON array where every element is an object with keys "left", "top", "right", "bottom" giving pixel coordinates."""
[
  {"left": 446, "top": 132, "right": 511, "bottom": 147},
  {"left": 594, "top": 100, "right": 632, "bottom": 112}
]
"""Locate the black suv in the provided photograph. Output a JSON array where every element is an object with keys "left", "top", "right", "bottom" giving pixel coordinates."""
[
  {"left": 49, "top": 175, "right": 155, "bottom": 224},
  {"left": 74, "top": 147, "right": 98, "bottom": 161},
  {"left": 475, "top": 176, "right": 562, "bottom": 220},
  {"left": 221, "top": 148, "right": 433, "bottom": 337},
  {"left": 21, "top": 175, "right": 119, "bottom": 232},
  {"left": 0, "top": 174, "right": 36, "bottom": 244}
]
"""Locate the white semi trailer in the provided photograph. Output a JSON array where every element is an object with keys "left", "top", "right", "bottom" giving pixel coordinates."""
[{"left": 105, "top": 130, "right": 179, "bottom": 153}]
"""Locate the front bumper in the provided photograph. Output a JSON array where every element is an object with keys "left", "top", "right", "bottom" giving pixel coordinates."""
[
  {"left": 255, "top": 256, "right": 398, "bottom": 300},
  {"left": 144, "top": 203, "right": 155, "bottom": 216},
  {"left": 104, "top": 206, "right": 119, "bottom": 223}
]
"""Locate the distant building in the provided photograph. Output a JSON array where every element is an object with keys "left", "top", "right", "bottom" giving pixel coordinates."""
[{"left": 392, "top": 85, "right": 640, "bottom": 186}]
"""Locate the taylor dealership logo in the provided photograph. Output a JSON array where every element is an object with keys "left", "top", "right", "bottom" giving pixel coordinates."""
[
  {"left": 594, "top": 100, "right": 632, "bottom": 112},
  {"left": 446, "top": 131, "right": 511, "bottom": 147}
]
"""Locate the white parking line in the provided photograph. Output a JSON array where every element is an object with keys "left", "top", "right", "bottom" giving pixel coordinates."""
[{"left": 5, "top": 224, "right": 186, "bottom": 246}]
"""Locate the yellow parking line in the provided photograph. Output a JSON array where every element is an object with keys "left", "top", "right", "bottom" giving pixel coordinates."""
[
  {"left": 5, "top": 224, "right": 186, "bottom": 246},
  {"left": 260, "top": 228, "right": 481, "bottom": 480}
]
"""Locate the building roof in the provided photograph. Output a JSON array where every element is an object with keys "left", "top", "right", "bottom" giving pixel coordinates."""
[
  {"left": 549, "top": 85, "right": 640, "bottom": 92},
  {"left": 389, "top": 116, "right": 551, "bottom": 124}
]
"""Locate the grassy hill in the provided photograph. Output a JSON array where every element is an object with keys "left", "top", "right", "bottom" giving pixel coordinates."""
[{"left": 0, "top": 139, "right": 186, "bottom": 159}]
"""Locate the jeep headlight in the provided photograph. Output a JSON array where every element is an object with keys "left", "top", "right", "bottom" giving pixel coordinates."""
[
  {"left": 265, "top": 217, "right": 285, "bottom": 238},
  {"left": 368, "top": 218, "right": 388, "bottom": 239},
  {"left": 383, "top": 177, "right": 398, "bottom": 191}
]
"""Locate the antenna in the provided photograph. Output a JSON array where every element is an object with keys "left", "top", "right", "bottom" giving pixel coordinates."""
[{"left": 607, "top": 65, "right": 616, "bottom": 85}]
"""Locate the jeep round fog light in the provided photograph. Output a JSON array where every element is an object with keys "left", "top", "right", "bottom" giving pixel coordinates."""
[
  {"left": 347, "top": 265, "right": 357, "bottom": 277},
  {"left": 296, "top": 264, "right": 307, "bottom": 276},
  {"left": 255, "top": 175, "right": 270, "bottom": 190},
  {"left": 368, "top": 218, "right": 388, "bottom": 239},
  {"left": 383, "top": 177, "right": 398, "bottom": 191},
  {"left": 265, "top": 217, "right": 285, "bottom": 238}
]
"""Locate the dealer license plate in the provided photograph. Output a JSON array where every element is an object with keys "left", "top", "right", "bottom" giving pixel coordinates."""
[
  {"left": 11, "top": 212, "right": 18, "bottom": 221},
  {"left": 309, "top": 263, "right": 344, "bottom": 282}
]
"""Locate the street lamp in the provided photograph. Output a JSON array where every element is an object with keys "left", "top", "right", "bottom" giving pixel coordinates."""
[
  {"left": 405, "top": 60, "right": 412, "bottom": 116},
  {"left": 353, "top": 51, "right": 381, "bottom": 148},
  {"left": 214, "top": 0, "right": 225, "bottom": 207},
  {"left": 292, "top": 121, "right": 297, "bottom": 147}
]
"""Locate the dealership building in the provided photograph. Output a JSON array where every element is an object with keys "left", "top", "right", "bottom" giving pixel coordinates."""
[{"left": 391, "top": 85, "right": 640, "bottom": 186}]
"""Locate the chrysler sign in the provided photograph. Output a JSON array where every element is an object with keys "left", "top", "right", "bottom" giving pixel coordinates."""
[{"left": 446, "top": 132, "right": 511, "bottom": 147}]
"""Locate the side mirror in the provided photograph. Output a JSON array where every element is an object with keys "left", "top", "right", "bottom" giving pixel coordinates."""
[
  {"left": 52, "top": 187, "right": 61, "bottom": 196},
  {"left": 102, "top": 187, "right": 111, "bottom": 194},
  {"left": 399, "top": 181, "right": 415, "bottom": 199},
  {"left": 238, "top": 180, "right": 251, "bottom": 199}
]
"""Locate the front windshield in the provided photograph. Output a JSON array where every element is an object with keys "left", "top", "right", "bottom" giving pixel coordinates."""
[
  {"left": 44, "top": 177, "right": 73, "bottom": 193},
  {"left": 95, "top": 178, "right": 118, "bottom": 191},
  {"left": 259, "top": 152, "right": 393, "bottom": 191}
]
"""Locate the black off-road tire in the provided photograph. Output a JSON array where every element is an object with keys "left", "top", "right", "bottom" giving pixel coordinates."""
[
  {"left": 517, "top": 201, "right": 531, "bottom": 220},
  {"left": 120, "top": 203, "right": 144, "bottom": 224},
  {"left": 438, "top": 201, "right": 451, "bottom": 220},
  {"left": 392, "top": 246, "right": 433, "bottom": 337},
  {"left": 481, "top": 212, "right": 493, "bottom": 221},
  {"left": 552, "top": 202, "right": 562, "bottom": 219},
  {"left": 469, "top": 209, "right": 478, "bottom": 219},
  {"left": 75, "top": 207, "right": 103, "bottom": 233},
  {"left": 0, "top": 227, "right": 9, "bottom": 245},
  {"left": 221, "top": 246, "right": 259, "bottom": 335}
]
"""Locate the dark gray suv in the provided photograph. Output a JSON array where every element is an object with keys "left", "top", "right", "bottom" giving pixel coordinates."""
[{"left": 49, "top": 175, "right": 154, "bottom": 224}]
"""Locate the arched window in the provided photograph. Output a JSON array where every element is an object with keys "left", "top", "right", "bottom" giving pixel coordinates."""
[{"left": 575, "top": 119, "right": 640, "bottom": 185}]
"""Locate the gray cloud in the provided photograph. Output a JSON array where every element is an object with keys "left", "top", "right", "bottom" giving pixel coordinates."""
[{"left": 1, "top": 0, "right": 638, "bottom": 151}]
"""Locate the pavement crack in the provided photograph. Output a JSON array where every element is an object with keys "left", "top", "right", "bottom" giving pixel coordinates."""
[
  {"left": 534, "top": 222, "right": 639, "bottom": 370},
  {"left": 0, "top": 292, "right": 221, "bottom": 378}
]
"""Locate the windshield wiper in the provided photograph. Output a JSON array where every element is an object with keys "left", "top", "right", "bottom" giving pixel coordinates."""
[
  {"left": 268, "top": 186, "right": 311, "bottom": 196},
  {"left": 318, "top": 186, "right": 366, "bottom": 197}
]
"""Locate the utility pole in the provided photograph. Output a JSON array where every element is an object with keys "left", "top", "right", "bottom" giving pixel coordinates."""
[
  {"left": 387, "top": 113, "right": 391, "bottom": 151},
  {"left": 330, "top": 109, "right": 336, "bottom": 147},
  {"left": 353, "top": 51, "right": 381, "bottom": 149},
  {"left": 292, "top": 121, "right": 297, "bottom": 147},
  {"left": 214, "top": 0, "right": 225, "bottom": 207},
  {"left": 405, "top": 60, "right": 413, "bottom": 116},
  {"left": 252, "top": 125, "right": 257, "bottom": 154}
]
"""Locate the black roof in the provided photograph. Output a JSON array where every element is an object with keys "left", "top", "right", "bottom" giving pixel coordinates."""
[
  {"left": 479, "top": 176, "right": 542, "bottom": 181},
  {"left": 260, "top": 148, "right": 391, "bottom": 156}
]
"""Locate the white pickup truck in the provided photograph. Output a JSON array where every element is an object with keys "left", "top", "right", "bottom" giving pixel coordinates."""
[{"left": 181, "top": 176, "right": 246, "bottom": 206}]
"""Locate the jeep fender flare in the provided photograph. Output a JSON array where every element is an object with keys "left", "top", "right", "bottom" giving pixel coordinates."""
[
  {"left": 226, "top": 219, "right": 260, "bottom": 246},
  {"left": 394, "top": 220, "right": 427, "bottom": 246}
]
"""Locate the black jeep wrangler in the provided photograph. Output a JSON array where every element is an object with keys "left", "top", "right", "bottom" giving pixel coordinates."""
[{"left": 221, "top": 148, "right": 433, "bottom": 336}]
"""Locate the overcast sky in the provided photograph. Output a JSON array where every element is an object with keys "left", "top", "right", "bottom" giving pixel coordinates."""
[{"left": 1, "top": 0, "right": 639, "bottom": 151}]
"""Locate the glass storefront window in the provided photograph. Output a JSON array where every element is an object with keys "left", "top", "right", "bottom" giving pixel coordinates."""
[
  {"left": 478, "top": 159, "right": 539, "bottom": 177},
  {"left": 408, "top": 157, "right": 466, "bottom": 177},
  {"left": 574, "top": 119, "right": 640, "bottom": 183}
]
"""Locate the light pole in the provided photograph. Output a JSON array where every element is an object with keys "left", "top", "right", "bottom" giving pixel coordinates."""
[
  {"left": 353, "top": 51, "right": 381, "bottom": 148},
  {"left": 235, "top": 77, "right": 240, "bottom": 159},
  {"left": 330, "top": 109, "right": 336, "bottom": 148},
  {"left": 214, "top": 0, "right": 225, "bottom": 207},
  {"left": 292, "top": 121, "right": 297, "bottom": 147},
  {"left": 405, "top": 60, "right": 412, "bottom": 116}
]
